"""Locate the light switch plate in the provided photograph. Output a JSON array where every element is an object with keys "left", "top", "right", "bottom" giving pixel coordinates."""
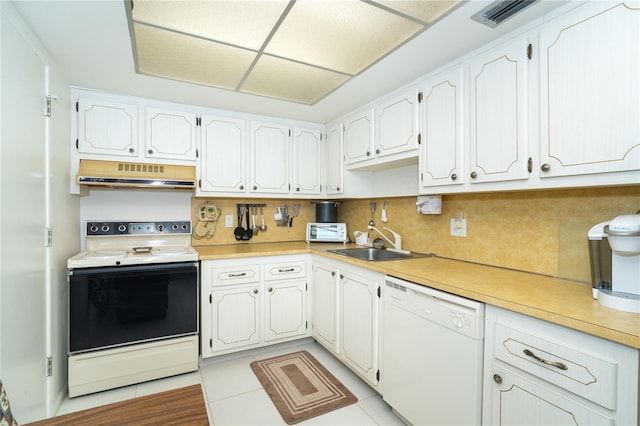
[
  {"left": 225, "top": 215, "right": 234, "bottom": 228},
  {"left": 450, "top": 218, "right": 467, "bottom": 237}
]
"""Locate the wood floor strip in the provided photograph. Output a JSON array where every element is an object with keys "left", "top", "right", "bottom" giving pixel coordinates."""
[{"left": 26, "top": 384, "right": 208, "bottom": 426}]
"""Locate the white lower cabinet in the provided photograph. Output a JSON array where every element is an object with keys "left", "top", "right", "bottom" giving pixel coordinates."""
[
  {"left": 483, "top": 305, "right": 639, "bottom": 425},
  {"left": 311, "top": 257, "right": 383, "bottom": 388},
  {"left": 201, "top": 255, "right": 310, "bottom": 358}
]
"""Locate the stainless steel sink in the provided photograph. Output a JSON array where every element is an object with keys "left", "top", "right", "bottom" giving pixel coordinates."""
[{"left": 327, "top": 248, "right": 429, "bottom": 262}]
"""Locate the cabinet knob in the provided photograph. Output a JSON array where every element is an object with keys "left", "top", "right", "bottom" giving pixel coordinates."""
[
  {"left": 493, "top": 374, "right": 502, "bottom": 384},
  {"left": 253, "top": 289, "right": 259, "bottom": 294},
  {"left": 366, "top": 151, "right": 371, "bottom": 157},
  {"left": 253, "top": 185, "right": 257, "bottom": 190},
  {"left": 451, "top": 173, "right": 457, "bottom": 181},
  {"left": 340, "top": 274, "right": 345, "bottom": 280},
  {"left": 541, "top": 163, "right": 551, "bottom": 172},
  {"left": 239, "top": 185, "right": 244, "bottom": 190},
  {"left": 296, "top": 187, "right": 300, "bottom": 192},
  {"left": 470, "top": 171, "right": 477, "bottom": 179},
  {"left": 375, "top": 149, "right": 380, "bottom": 154},
  {"left": 148, "top": 149, "right": 154, "bottom": 155},
  {"left": 128, "top": 148, "right": 135, "bottom": 153},
  {"left": 331, "top": 271, "right": 336, "bottom": 277},
  {"left": 336, "top": 186, "right": 340, "bottom": 191},
  {"left": 268, "top": 287, "right": 273, "bottom": 292}
]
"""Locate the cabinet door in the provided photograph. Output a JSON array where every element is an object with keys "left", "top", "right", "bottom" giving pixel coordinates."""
[
  {"left": 292, "top": 127, "right": 322, "bottom": 195},
  {"left": 264, "top": 281, "right": 307, "bottom": 342},
  {"left": 250, "top": 121, "right": 290, "bottom": 193},
  {"left": 340, "top": 268, "right": 380, "bottom": 386},
  {"left": 145, "top": 107, "right": 197, "bottom": 161},
  {"left": 344, "top": 109, "right": 374, "bottom": 166},
  {"left": 539, "top": 1, "right": 640, "bottom": 178},
  {"left": 77, "top": 98, "right": 138, "bottom": 157},
  {"left": 199, "top": 115, "right": 246, "bottom": 193},
  {"left": 488, "top": 365, "right": 614, "bottom": 425},
  {"left": 469, "top": 38, "right": 531, "bottom": 183},
  {"left": 312, "top": 263, "right": 339, "bottom": 353},
  {"left": 420, "top": 67, "right": 465, "bottom": 188},
  {"left": 209, "top": 285, "right": 260, "bottom": 352},
  {"left": 376, "top": 88, "right": 420, "bottom": 157},
  {"left": 325, "top": 123, "right": 344, "bottom": 195}
]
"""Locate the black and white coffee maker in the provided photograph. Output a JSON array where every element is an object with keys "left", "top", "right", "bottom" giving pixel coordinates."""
[{"left": 588, "top": 214, "right": 640, "bottom": 313}]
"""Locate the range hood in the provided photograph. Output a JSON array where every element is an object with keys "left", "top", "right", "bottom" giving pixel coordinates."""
[{"left": 77, "top": 160, "right": 196, "bottom": 190}]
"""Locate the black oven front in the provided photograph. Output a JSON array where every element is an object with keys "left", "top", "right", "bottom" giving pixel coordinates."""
[{"left": 68, "top": 261, "right": 198, "bottom": 354}]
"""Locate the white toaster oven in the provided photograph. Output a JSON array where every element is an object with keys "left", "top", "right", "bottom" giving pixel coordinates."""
[{"left": 306, "top": 222, "right": 348, "bottom": 243}]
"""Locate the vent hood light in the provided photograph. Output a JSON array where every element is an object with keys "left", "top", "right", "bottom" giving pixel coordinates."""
[
  {"left": 76, "top": 160, "right": 196, "bottom": 190},
  {"left": 471, "top": 0, "right": 538, "bottom": 28}
]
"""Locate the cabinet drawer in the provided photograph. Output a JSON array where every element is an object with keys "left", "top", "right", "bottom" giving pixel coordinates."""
[
  {"left": 210, "top": 264, "right": 260, "bottom": 286},
  {"left": 494, "top": 322, "right": 618, "bottom": 410},
  {"left": 264, "top": 260, "right": 306, "bottom": 281}
]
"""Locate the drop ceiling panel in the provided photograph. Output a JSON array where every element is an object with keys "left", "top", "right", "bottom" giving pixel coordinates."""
[
  {"left": 133, "top": 23, "right": 257, "bottom": 90},
  {"left": 131, "top": 0, "right": 290, "bottom": 51},
  {"left": 371, "top": 0, "right": 462, "bottom": 23},
  {"left": 265, "top": 1, "right": 424, "bottom": 75},
  {"left": 240, "top": 55, "right": 350, "bottom": 104}
]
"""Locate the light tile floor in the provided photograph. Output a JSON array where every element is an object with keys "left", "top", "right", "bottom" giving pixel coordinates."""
[{"left": 56, "top": 339, "right": 406, "bottom": 425}]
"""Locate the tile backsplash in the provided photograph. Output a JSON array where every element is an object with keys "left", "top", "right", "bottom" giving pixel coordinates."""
[{"left": 193, "top": 186, "right": 639, "bottom": 282}]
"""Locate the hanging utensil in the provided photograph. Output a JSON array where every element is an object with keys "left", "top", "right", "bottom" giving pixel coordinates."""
[
  {"left": 381, "top": 201, "right": 389, "bottom": 223},
  {"left": 289, "top": 204, "right": 300, "bottom": 227},
  {"left": 234, "top": 205, "right": 245, "bottom": 241},
  {"left": 260, "top": 206, "right": 267, "bottom": 232},
  {"left": 251, "top": 206, "right": 259, "bottom": 235},
  {"left": 243, "top": 206, "right": 252, "bottom": 240},
  {"left": 369, "top": 202, "right": 377, "bottom": 227}
]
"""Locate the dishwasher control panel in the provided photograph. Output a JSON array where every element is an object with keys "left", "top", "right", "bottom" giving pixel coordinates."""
[{"left": 385, "top": 277, "right": 485, "bottom": 339}]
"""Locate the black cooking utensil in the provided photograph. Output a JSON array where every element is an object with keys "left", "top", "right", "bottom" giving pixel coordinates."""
[
  {"left": 243, "top": 206, "right": 253, "bottom": 240},
  {"left": 234, "top": 206, "right": 245, "bottom": 240}
]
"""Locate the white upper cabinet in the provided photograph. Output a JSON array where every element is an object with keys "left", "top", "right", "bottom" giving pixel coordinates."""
[
  {"left": 250, "top": 121, "right": 290, "bottom": 194},
  {"left": 538, "top": 1, "right": 640, "bottom": 178},
  {"left": 375, "top": 88, "right": 421, "bottom": 158},
  {"left": 325, "top": 123, "right": 344, "bottom": 195},
  {"left": 420, "top": 67, "right": 465, "bottom": 188},
  {"left": 292, "top": 127, "right": 322, "bottom": 195},
  {"left": 145, "top": 106, "right": 197, "bottom": 161},
  {"left": 198, "top": 115, "right": 246, "bottom": 194},
  {"left": 77, "top": 98, "right": 138, "bottom": 157},
  {"left": 469, "top": 37, "right": 532, "bottom": 184},
  {"left": 343, "top": 108, "right": 375, "bottom": 166}
]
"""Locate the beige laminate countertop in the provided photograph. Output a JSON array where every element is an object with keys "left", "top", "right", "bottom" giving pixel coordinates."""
[{"left": 196, "top": 242, "right": 640, "bottom": 350}]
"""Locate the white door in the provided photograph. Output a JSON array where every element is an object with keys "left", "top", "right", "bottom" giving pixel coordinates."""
[
  {"left": 375, "top": 88, "right": 420, "bottom": 157},
  {"left": 421, "top": 67, "right": 465, "bottom": 188},
  {"left": 1, "top": 8, "right": 47, "bottom": 421},
  {"left": 210, "top": 286, "right": 260, "bottom": 352},
  {"left": 199, "top": 115, "right": 246, "bottom": 193},
  {"left": 264, "top": 281, "right": 307, "bottom": 341},
  {"left": 325, "top": 124, "right": 344, "bottom": 195},
  {"left": 312, "top": 263, "right": 339, "bottom": 353},
  {"left": 250, "top": 121, "right": 290, "bottom": 193},
  {"left": 77, "top": 98, "right": 138, "bottom": 157},
  {"left": 469, "top": 38, "right": 531, "bottom": 184},
  {"left": 292, "top": 127, "right": 321, "bottom": 195},
  {"left": 145, "top": 106, "right": 197, "bottom": 161},
  {"left": 343, "top": 109, "right": 374, "bottom": 166},
  {"left": 539, "top": 1, "right": 640, "bottom": 177}
]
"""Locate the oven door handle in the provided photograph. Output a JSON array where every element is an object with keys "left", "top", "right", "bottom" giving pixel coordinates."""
[{"left": 68, "top": 261, "right": 198, "bottom": 276}]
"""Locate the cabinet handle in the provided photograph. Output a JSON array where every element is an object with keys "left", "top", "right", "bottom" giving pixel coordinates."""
[
  {"left": 375, "top": 148, "right": 380, "bottom": 154},
  {"left": 148, "top": 149, "right": 154, "bottom": 155},
  {"left": 128, "top": 148, "right": 135, "bottom": 153},
  {"left": 451, "top": 173, "right": 457, "bottom": 181},
  {"left": 523, "top": 349, "right": 568, "bottom": 370},
  {"left": 331, "top": 271, "right": 336, "bottom": 277},
  {"left": 227, "top": 272, "right": 247, "bottom": 278},
  {"left": 541, "top": 163, "right": 551, "bottom": 172},
  {"left": 340, "top": 274, "right": 344, "bottom": 280},
  {"left": 493, "top": 374, "right": 502, "bottom": 384},
  {"left": 296, "top": 187, "right": 300, "bottom": 192},
  {"left": 253, "top": 185, "right": 257, "bottom": 190},
  {"left": 268, "top": 287, "right": 273, "bottom": 292},
  {"left": 366, "top": 151, "right": 371, "bottom": 157},
  {"left": 253, "top": 289, "right": 259, "bottom": 294},
  {"left": 336, "top": 186, "right": 340, "bottom": 191},
  {"left": 278, "top": 268, "right": 295, "bottom": 273},
  {"left": 470, "top": 171, "right": 477, "bottom": 179},
  {"left": 239, "top": 184, "right": 244, "bottom": 190}
]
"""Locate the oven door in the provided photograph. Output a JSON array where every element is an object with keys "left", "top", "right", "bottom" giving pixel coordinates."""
[{"left": 68, "top": 261, "right": 198, "bottom": 354}]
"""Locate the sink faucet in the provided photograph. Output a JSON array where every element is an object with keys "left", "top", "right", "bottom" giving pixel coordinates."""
[{"left": 367, "top": 226, "right": 403, "bottom": 251}]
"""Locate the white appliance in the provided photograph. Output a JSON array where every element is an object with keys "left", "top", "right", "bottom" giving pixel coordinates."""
[
  {"left": 67, "top": 221, "right": 199, "bottom": 397},
  {"left": 588, "top": 214, "right": 640, "bottom": 313},
  {"left": 383, "top": 276, "right": 485, "bottom": 425},
  {"left": 305, "top": 222, "right": 348, "bottom": 243}
]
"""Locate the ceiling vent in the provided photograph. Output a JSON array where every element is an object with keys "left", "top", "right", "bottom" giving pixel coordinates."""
[{"left": 471, "top": 0, "right": 539, "bottom": 28}]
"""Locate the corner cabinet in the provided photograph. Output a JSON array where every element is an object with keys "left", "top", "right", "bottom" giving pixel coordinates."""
[
  {"left": 483, "top": 305, "right": 639, "bottom": 425},
  {"left": 201, "top": 255, "right": 310, "bottom": 358},
  {"left": 469, "top": 37, "right": 532, "bottom": 184},
  {"left": 198, "top": 115, "right": 246, "bottom": 193},
  {"left": 538, "top": 0, "right": 640, "bottom": 178},
  {"left": 311, "top": 257, "right": 383, "bottom": 389}
]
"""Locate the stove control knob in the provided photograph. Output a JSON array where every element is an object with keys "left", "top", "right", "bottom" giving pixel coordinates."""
[
  {"left": 172, "top": 224, "right": 179, "bottom": 231},
  {"left": 101, "top": 224, "right": 110, "bottom": 233},
  {"left": 89, "top": 224, "right": 99, "bottom": 233},
  {"left": 117, "top": 224, "right": 127, "bottom": 233},
  {"left": 181, "top": 223, "right": 189, "bottom": 230},
  {"left": 157, "top": 225, "right": 165, "bottom": 232}
]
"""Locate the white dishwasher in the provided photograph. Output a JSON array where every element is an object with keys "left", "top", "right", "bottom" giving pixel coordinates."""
[{"left": 383, "top": 276, "right": 485, "bottom": 425}]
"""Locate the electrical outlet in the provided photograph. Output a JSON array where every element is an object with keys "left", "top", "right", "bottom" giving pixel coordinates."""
[
  {"left": 224, "top": 215, "right": 234, "bottom": 228},
  {"left": 450, "top": 218, "right": 467, "bottom": 237}
]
